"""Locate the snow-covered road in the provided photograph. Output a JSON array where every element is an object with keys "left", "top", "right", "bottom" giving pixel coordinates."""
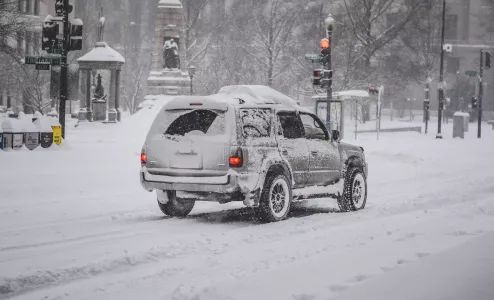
[{"left": 1, "top": 104, "right": 494, "bottom": 300}]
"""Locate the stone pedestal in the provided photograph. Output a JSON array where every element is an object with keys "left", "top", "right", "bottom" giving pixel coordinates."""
[
  {"left": 148, "top": 70, "right": 191, "bottom": 96},
  {"left": 147, "top": 0, "right": 190, "bottom": 96},
  {"left": 92, "top": 100, "right": 107, "bottom": 122}
]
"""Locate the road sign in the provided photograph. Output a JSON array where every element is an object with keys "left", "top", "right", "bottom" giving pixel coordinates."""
[
  {"left": 25, "top": 56, "right": 61, "bottom": 66},
  {"left": 25, "top": 56, "right": 38, "bottom": 64},
  {"left": 465, "top": 70, "right": 478, "bottom": 77},
  {"left": 36, "top": 63, "right": 51, "bottom": 71},
  {"left": 305, "top": 54, "right": 322, "bottom": 63}
]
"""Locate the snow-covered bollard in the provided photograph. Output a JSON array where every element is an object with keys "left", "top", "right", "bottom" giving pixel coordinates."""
[
  {"left": 1, "top": 118, "right": 24, "bottom": 150},
  {"left": 34, "top": 116, "right": 54, "bottom": 149},
  {"left": 453, "top": 112, "right": 469, "bottom": 139}
]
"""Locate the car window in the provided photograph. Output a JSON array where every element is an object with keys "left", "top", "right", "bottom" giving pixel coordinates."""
[
  {"left": 164, "top": 109, "right": 225, "bottom": 136},
  {"left": 300, "top": 113, "right": 328, "bottom": 140},
  {"left": 239, "top": 108, "right": 272, "bottom": 138},
  {"left": 278, "top": 112, "right": 303, "bottom": 139}
]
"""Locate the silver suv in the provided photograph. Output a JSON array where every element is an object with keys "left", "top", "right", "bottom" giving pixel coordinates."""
[{"left": 140, "top": 86, "right": 368, "bottom": 222}]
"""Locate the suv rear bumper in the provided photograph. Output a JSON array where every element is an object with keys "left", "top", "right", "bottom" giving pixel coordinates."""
[{"left": 140, "top": 167, "right": 241, "bottom": 194}]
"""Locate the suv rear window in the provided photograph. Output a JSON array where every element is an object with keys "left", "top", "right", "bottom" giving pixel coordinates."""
[
  {"left": 165, "top": 109, "right": 225, "bottom": 136},
  {"left": 239, "top": 108, "right": 272, "bottom": 138}
]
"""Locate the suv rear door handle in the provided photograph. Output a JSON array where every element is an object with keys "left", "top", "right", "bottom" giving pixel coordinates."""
[{"left": 311, "top": 150, "right": 319, "bottom": 155}]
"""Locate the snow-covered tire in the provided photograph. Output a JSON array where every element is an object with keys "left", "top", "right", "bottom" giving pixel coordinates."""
[
  {"left": 338, "top": 167, "right": 367, "bottom": 212},
  {"left": 256, "top": 173, "right": 292, "bottom": 222},
  {"left": 158, "top": 191, "right": 195, "bottom": 217}
]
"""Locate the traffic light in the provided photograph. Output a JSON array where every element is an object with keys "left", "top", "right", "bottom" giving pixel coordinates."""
[
  {"left": 472, "top": 96, "right": 478, "bottom": 109},
  {"left": 320, "top": 38, "right": 331, "bottom": 65},
  {"left": 313, "top": 69, "right": 322, "bottom": 86},
  {"left": 55, "top": 0, "right": 73, "bottom": 17},
  {"left": 485, "top": 51, "right": 491, "bottom": 69},
  {"left": 69, "top": 19, "right": 83, "bottom": 51},
  {"left": 42, "top": 21, "right": 59, "bottom": 52},
  {"left": 368, "top": 87, "right": 379, "bottom": 95}
]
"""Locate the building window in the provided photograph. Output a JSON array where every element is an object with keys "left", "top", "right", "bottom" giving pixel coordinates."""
[
  {"left": 34, "top": 0, "right": 39, "bottom": 15},
  {"left": 445, "top": 15, "right": 458, "bottom": 40},
  {"left": 461, "top": 0, "right": 470, "bottom": 41},
  {"left": 446, "top": 57, "right": 460, "bottom": 74}
]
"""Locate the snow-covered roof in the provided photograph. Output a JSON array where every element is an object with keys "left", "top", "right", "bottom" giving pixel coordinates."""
[
  {"left": 311, "top": 90, "right": 370, "bottom": 100},
  {"left": 77, "top": 42, "right": 125, "bottom": 63},
  {"left": 217, "top": 85, "right": 298, "bottom": 107},
  {"left": 454, "top": 112, "right": 470, "bottom": 117},
  {"left": 159, "top": 0, "right": 183, "bottom": 8}
]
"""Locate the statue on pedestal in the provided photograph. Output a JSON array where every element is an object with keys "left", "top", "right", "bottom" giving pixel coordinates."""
[
  {"left": 93, "top": 74, "right": 107, "bottom": 101},
  {"left": 163, "top": 38, "right": 180, "bottom": 70}
]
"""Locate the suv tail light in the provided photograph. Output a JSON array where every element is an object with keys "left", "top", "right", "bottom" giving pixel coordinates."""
[
  {"left": 141, "top": 152, "right": 147, "bottom": 166},
  {"left": 229, "top": 147, "right": 243, "bottom": 168}
]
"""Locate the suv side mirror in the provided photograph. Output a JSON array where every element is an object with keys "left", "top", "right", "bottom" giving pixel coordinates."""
[{"left": 332, "top": 130, "right": 340, "bottom": 142}]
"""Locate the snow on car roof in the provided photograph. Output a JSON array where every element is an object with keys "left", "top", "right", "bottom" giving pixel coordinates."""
[
  {"left": 217, "top": 85, "right": 298, "bottom": 107},
  {"left": 164, "top": 86, "right": 300, "bottom": 111}
]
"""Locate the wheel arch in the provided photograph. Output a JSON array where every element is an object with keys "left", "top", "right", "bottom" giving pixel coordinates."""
[{"left": 343, "top": 155, "right": 366, "bottom": 178}]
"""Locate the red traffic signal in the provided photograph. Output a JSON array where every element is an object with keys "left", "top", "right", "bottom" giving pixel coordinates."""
[
  {"left": 313, "top": 69, "right": 323, "bottom": 86},
  {"left": 320, "top": 38, "right": 330, "bottom": 49}
]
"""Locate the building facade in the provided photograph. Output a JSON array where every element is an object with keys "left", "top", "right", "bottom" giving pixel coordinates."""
[{"left": 0, "top": 0, "right": 57, "bottom": 113}]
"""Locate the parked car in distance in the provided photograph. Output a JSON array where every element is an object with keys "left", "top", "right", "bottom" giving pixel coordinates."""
[{"left": 140, "top": 85, "right": 367, "bottom": 222}]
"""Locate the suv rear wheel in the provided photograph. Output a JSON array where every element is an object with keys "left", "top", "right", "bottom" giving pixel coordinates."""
[
  {"left": 338, "top": 167, "right": 367, "bottom": 212},
  {"left": 257, "top": 173, "right": 292, "bottom": 222},
  {"left": 158, "top": 191, "right": 195, "bottom": 217}
]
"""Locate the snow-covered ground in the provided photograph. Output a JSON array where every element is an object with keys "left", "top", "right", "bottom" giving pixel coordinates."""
[{"left": 1, "top": 99, "right": 494, "bottom": 300}]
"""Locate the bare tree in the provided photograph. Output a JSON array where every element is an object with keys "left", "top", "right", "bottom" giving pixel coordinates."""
[
  {"left": 0, "top": 0, "right": 34, "bottom": 56},
  {"left": 341, "top": 0, "right": 426, "bottom": 80}
]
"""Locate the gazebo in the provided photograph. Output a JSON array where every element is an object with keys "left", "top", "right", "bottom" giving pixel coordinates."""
[{"left": 77, "top": 42, "right": 125, "bottom": 122}]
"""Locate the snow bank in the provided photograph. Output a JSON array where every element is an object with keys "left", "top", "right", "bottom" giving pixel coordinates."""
[{"left": 1, "top": 118, "right": 23, "bottom": 133}]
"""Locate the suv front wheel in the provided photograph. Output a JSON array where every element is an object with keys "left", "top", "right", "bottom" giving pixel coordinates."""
[
  {"left": 256, "top": 173, "right": 292, "bottom": 222},
  {"left": 338, "top": 167, "right": 367, "bottom": 212}
]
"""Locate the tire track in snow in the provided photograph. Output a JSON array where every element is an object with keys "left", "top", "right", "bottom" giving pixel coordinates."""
[{"left": 2, "top": 179, "right": 493, "bottom": 299}]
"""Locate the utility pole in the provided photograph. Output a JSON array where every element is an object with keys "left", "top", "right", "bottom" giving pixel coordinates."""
[
  {"left": 437, "top": 0, "right": 446, "bottom": 139},
  {"left": 478, "top": 49, "right": 484, "bottom": 138}
]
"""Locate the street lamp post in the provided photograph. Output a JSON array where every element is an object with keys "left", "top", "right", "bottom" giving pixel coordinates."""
[
  {"left": 437, "top": 0, "right": 447, "bottom": 139},
  {"left": 424, "top": 77, "right": 432, "bottom": 134},
  {"left": 456, "top": 71, "right": 461, "bottom": 111},
  {"left": 188, "top": 65, "right": 196, "bottom": 95},
  {"left": 325, "top": 14, "right": 334, "bottom": 133}
]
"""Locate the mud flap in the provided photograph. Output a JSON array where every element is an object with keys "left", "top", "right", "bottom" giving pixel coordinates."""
[
  {"left": 157, "top": 190, "right": 170, "bottom": 204},
  {"left": 243, "top": 188, "right": 261, "bottom": 207}
]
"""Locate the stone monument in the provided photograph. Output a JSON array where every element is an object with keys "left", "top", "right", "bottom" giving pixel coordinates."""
[{"left": 147, "top": 0, "right": 190, "bottom": 95}]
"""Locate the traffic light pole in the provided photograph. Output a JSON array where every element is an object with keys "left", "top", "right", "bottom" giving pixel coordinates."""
[
  {"left": 325, "top": 15, "right": 334, "bottom": 134},
  {"left": 478, "top": 49, "right": 484, "bottom": 139},
  {"left": 326, "top": 38, "right": 332, "bottom": 133},
  {"left": 59, "top": 0, "right": 70, "bottom": 139}
]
